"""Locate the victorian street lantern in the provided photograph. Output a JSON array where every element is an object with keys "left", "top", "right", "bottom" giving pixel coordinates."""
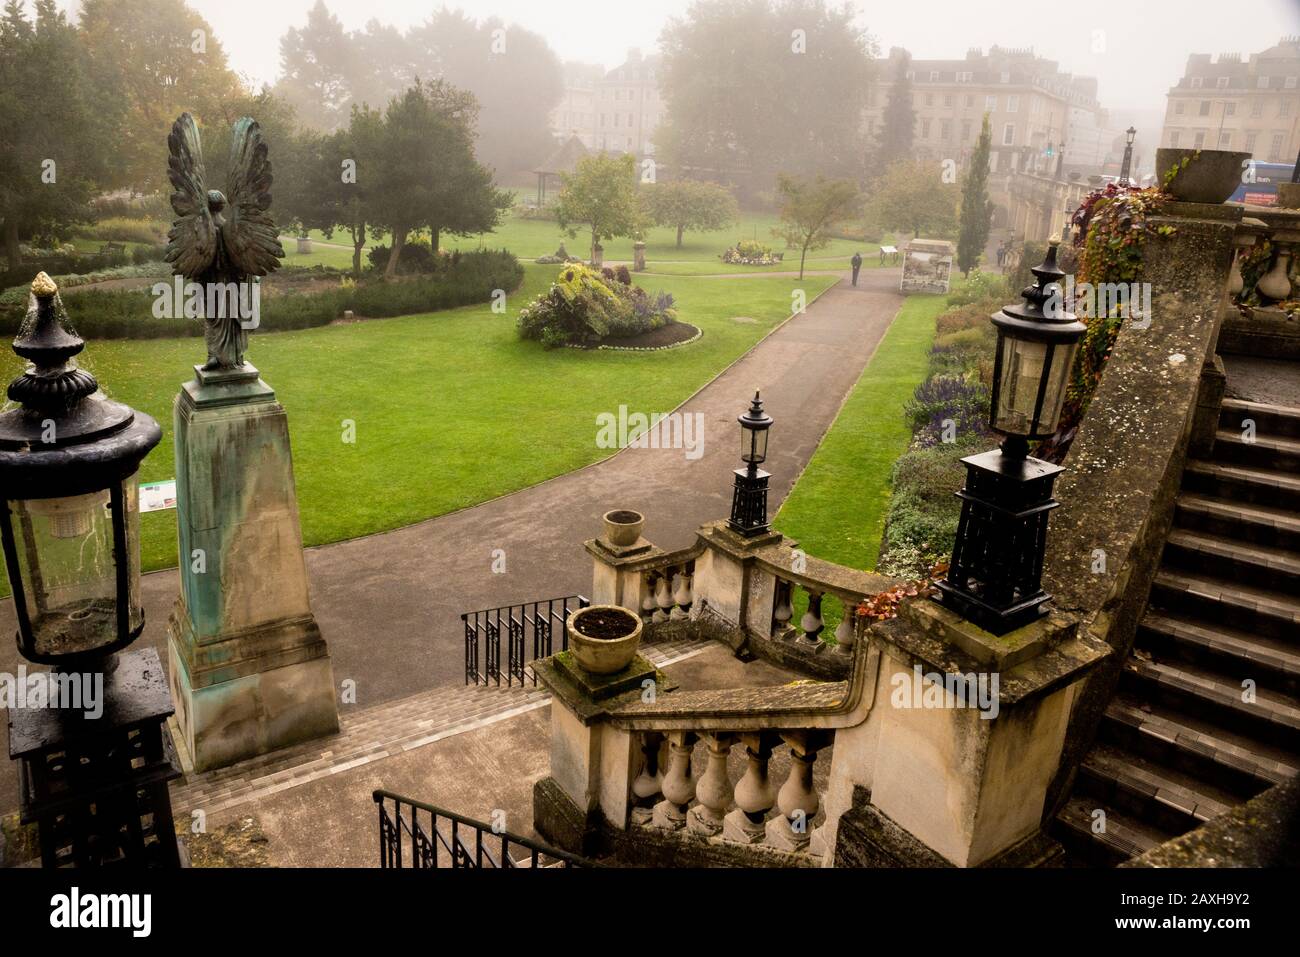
[
  {"left": 0, "top": 273, "right": 161, "bottom": 666},
  {"left": 1119, "top": 126, "right": 1137, "bottom": 183},
  {"left": 729, "top": 391, "right": 773, "bottom": 537},
  {"left": 933, "top": 241, "right": 1086, "bottom": 634}
]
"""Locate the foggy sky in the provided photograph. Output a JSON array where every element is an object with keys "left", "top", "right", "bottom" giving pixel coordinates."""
[{"left": 55, "top": 0, "right": 1300, "bottom": 113}]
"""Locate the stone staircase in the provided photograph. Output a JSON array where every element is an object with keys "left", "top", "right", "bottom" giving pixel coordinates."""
[{"left": 1056, "top": 396, "right": 1300, "bottom": 865}]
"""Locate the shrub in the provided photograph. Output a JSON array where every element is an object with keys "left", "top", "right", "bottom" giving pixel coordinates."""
[
  {"left": 903, "top": 374, "right": 991, "bottom": 448},
  {"left": 517, "top": 263, "right": 676, "bottom": 348},
  {"left": 367, "top": 240, "right": 445, "bottom": 275},
  {"left": 945, "top": 270, "right": 1007, "bottom": 306},
  {"left": 721, "top": 239, "right": 780, "bottom": 266}
]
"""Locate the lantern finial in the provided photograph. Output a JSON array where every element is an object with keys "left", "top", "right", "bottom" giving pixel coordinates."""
[
  {"left": 8, "top": 274, "right": 97, "bottom": 416},
  {"left": 30, "top": 271, "right": 57, "bottom": 298}
]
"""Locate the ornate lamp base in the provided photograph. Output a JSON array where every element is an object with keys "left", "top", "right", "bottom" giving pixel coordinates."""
[
  {"left": 932, "top": 448, "right": 1064, "bottom": 636},
  {"left": 728, "top": 467, "right": 771, "bottom": 537}
]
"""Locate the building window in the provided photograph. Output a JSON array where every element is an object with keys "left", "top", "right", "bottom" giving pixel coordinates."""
[
  {"left": 944, "top": 94, "right": 954, "bottom": 108},
  {"left": 964, "top": 94, "right": 975, "bottom": 108},
  {"left": 961, "top": 119, "right": 972, "bottom": 141},
  {"left": 628, "top": 113, "right": 634, "bottom": 125},
  {"left": 1251, "top": 100, "right": 1264, "bottom": 117},
  {"left": 1224, "top": 102, "right": 1236, "bottom": 116},
  {"left": 600, "top": 113, "right": 606, "bottom": 127},
  {"left": 986, "top": 94, "right": 997, "bottom": 111},
  {"left": 1169, "top": 131, "right": 1181, "bottom": 148},
  {"left": 1007, "top": 95, "right": 1019, "bottom": 112},
  {"left": 1216, "top": 76, "right": 1229, "bottom": 88},
  {"left": 1193, "top": 131, "right": 1206, "bottom": 148},
  {"left": 1175, "top": 101, "right": 1185, "bottom": 115},
  {"left": 1002, "top": 123, "right": 1015, "bottom": 145},
  {"left": 940, "top": 119, "right": 952, "bottom": 140},
  {"left": 1257, "top": 76, "right": 1270, "bottom": 89},
  {"left": 1281, "top": 100, "right": 1292, "bottom": 118},
  {"left": 1271, "top": 132, "right": 1284, "bottom": 160},
  {"left": 1000, "top": 71, "right": 1010, "bottom": 83},
  {"left": 929, "top": 71, "right": 940, "bottom": 81},
  {"left": 1245, "top": 131, "right": 1258, "bottom": 152},
  {"left": 1218, "top": 130, "right": 1232, "bottom": 148},
  {"left": 921, "top": 118, "right": 932, "bottom": 138},
  {"left": 925, "top": 93, "right": 934, "bottom": 106},
  {"left": 1286, "top": 76, "right": 1298, "bottom": 89},
  {"left": 1191, "top": 77, "right": 1203, "bottom": 88},
  {"left": 1199, "top": 100, "right": 1211, "bottom": 116}
]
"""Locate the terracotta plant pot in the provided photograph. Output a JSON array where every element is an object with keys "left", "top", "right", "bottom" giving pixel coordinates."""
[
  {"left": 602, "top": 509, "right": 644, "bottom": 547},
  {"left": 1157, "top": 148, "right": 1251, "bottom": 204},
  {"left": 567, "top": 604, "right": 643, "bottom": 675}
]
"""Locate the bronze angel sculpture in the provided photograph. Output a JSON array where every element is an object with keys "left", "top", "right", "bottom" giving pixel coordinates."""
[{"left": 165, "top": 112, "right": 284, "bottom": 370}]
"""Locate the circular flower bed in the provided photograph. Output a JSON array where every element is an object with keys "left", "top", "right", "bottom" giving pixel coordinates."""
[{"left": 517, "top": 263, "right": 679, "bottom": 348}]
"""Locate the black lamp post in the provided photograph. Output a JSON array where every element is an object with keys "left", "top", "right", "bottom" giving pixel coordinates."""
[
  {"left": 932, "top": 242, "right": 1086, "bottom": 635},
  {"left": 728, "top": 391, "right": 773, "bottom": 537},
  {"left": 1119, "top": 126, "right": 1136, "bottom": 183},
  {"left": 1, "top": 274, "right": 180, "bottom": 867}
]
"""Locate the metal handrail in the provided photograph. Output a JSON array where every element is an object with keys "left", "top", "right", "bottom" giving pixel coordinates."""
[
  {"left": 373, "top": 789, "right": 592, "bottom": 868},
  {"left": 462, "top": 595, "right": 589, "bottom": 686}
]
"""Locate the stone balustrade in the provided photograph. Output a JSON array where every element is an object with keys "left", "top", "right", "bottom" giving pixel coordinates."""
[{"left": 1221, "top": 204, "right": 1300, "bottom": 359}]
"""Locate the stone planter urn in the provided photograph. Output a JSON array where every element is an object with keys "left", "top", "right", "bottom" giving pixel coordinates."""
[
  {"left": 602, "top": 508, "right": 644, "bottom": 547},
  {"left": 1156, "top": 148, "right": 1251, "bottom": 204},
  {"left": 567, "top": 605, "right": 642, "bottom": 675},
  {"left": 296, "top": 236, "right": 313, "bottom": 254}
]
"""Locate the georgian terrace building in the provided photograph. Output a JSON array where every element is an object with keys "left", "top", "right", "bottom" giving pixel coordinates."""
[{"left": 1160, "top": 36, "right": 1300, "bottom": 163}]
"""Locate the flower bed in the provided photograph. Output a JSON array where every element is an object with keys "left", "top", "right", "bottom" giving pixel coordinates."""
[
  {"left": 721, "top": 239, "right": 782, "bottom": 266},
  {"left": 516, "top": 263, "right": 678, "bottom": 348}
]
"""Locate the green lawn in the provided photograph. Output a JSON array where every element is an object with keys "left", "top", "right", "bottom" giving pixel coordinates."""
[
  {"left": 775, "top": 293, "right": 948, "bottom": 572},
  {"left": 11, "top": 262, "right": 834, "bottom": 576},
  {"left": 292, "top": 212, "right": 894, "bottom": 271}
]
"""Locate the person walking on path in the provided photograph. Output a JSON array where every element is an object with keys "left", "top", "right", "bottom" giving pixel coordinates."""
[{"left": 850, "top": 251, "right": 862, "bottom": 287}]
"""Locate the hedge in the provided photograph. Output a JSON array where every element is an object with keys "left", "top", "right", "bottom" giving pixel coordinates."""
[{"left": 0, "top": 250, "right": 524, "bottom": 340}]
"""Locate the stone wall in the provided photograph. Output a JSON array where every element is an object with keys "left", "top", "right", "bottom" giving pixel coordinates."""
[{"left": 1040, "top": 201, "right": 1241, "bottom": 818}]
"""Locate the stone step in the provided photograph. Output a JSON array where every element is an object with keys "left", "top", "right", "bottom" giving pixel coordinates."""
[
  {"left": 1118, "top": 656, "right": 1300, "bottom": 752},
  {"left": 1076, "top": 742, "right": 1238, "bottom": 836},
  {"left": 1212, "top": 428, "right": 1300, "bottom": 474},
  {"left": 1149, "top": 568, "right": 1300, "bottom": 644},
  {"left": 1054, "top": 796, "right": 1177, "bottom": 868},
  {"left": 1182, "top": 459, "right": 1300, "bottom": 513},
  {"left": 1159, "top": 529, "right": 1300, "bottom": 605},
  {"left": 1220, "top": 397, "right": 1300, "bottom": 441},
  {"left": 1139, "top": 609, "right": 1300, "bottom": 695},
  {"left": 1174, "top": 493, "right": 1300, "bottom": 553},
  {"left": 1101, "top": 693, "right": 1297, "bottom": 797}
]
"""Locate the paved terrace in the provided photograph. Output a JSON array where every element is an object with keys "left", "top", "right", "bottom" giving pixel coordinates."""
[{"left": 0, "top": 268, "right": 902, "bottom": 822}]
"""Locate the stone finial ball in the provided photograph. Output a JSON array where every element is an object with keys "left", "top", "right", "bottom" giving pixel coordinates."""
[{"left": 30, "top": 272, "right": 57, "bottom": 298}]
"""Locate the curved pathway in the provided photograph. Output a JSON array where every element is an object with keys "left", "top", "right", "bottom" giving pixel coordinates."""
[{"left": 0, "top": 268, "right": 904, "bottom": 813}]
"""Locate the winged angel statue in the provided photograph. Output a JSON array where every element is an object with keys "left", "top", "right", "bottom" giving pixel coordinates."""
[{"left": 165, "top": 113, "right": 284, "bottom": 370}]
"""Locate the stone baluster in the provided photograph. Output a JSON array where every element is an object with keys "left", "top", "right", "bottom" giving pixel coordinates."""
[
  {"left": 630, "top": 731, "right": 665, "bottom": 826},
  {"left": 800, "top": 589, "right": 824, "bottom": 645},
  {"left": 671, "top": 571, "right": 693, "bottom": 620},
  {"left": 640, "top": 574, "right": 657, "bottom": 624},
  {"left": 1256, "top": 233, "right": 1296, "bottom": 303},
  {"left": 765, "top": 731, "right": 827, "bottom": 852},
  {"left": 723, "top": 732, "right": 778, "bottom": 844},
  {"left": 652, "top": 731, "right": 697, "bottom": 830},
  {"left": 771, "top": 580, "right": 794, "bottom": 639},
  {"left": 687, "top": 733, "right": 734, "bottom": 835},
  {"left": 653, "top": 572, "right": 674, "bottom": 623},
  {"left": 833, "top": 609, "right": 856, "bottom": 656}
]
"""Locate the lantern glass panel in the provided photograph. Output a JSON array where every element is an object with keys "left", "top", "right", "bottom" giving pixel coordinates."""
[
  {"left": 741, "top": 426, "right": 768, "bottom": 464},
  {"left": 993, "top": 335, "right": 1077, "bottom": 437},
  {"left": 8, "top": 474, "right": 140, "bottom": 658}
]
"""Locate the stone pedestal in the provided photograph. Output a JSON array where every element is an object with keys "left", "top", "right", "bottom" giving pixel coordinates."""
[
  {"left": 633, "top": 241, "right": 647, "bottom": 272},
  {"left": 585, "top": 535, "right": 661, "bottom": 613},
  {"left": 167, "top": 363, "right": 338, "bottom": 772}
]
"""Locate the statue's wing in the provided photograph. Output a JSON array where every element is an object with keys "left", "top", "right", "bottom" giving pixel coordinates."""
[
  {"left": 164, "top": 113, "right": 217, "bottom": 277},
  {"left": 223, "top": 117, "right": 285, "bottom": 277}
]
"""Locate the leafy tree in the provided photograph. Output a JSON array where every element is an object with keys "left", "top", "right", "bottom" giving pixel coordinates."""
[
  {"left": 366, "top": 80, "right": 510, "bottom": 280},
  {"left": 658, "top": 0, "right": 876, "bottom": 195},
  {"left": 274, "top": 0, "right": 358, "bottom": 132},
  {"left": 0, "top": 0, "right": 118, "bottom": 269},
  {"left": 875, "top": 52, "right": 915, "bottom": 171},
  {"left": 79, "top": 0, "right": 243, "bottom": 193},
  {"left": 866, "top": 159, "right": 959, "bottom": 240},
  {"left": 773, "top": 174, "right": 860, "bottom": 279},
  {"left": 554, "top": 153, "right": 641, "bottom": 262},
  {"left": 956, "top": 115, "right": 994, "bottom": 277},
  {"left": 643, "top": 180, "right": 739, "bottom": 248}
]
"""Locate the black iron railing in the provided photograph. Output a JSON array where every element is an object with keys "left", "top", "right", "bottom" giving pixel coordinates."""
[
  {"left": 462, "top": 595, "right": 589, "bottom": 686},
  {"left": 373, "top": 790, "right": 591, "bottom": 868}
]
